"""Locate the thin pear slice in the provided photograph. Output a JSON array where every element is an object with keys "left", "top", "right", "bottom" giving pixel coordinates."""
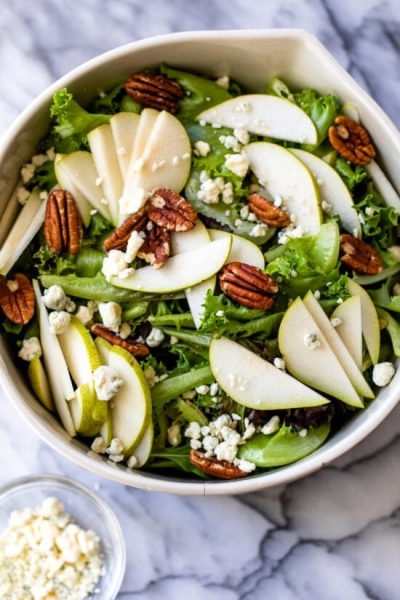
[
  {"left": 69, "top": 383, "right": 101, "bottom": 436},
  {"left": 210, "top": 337, "right": 328, "bottom": 410},
  {"left": 0, "top": 191, "right": 46, "bottom": 275},
  {"left": 171, "top": 221, "right": 215, "bottom": 328},
  {"left": 54, "top": 156, "right": 92, "bottom": 226},
  {"left": 110, "top": 112, "right": 140, "bottom": 180},
  {"left": 87, "top": 124, "right": 123, "bottom": 224},
  {"left": 110, "top": 236, "right": 231, "bottom": 293},
  {"left": 100, "top": 412, "right": 113, "bottom": 446},
  {"left": 131, "top": 422, "right": 154, "bottom": 468},
  {"left": 197, "top": 94, "right": 318, "bottom": 144},
  {"left": 123, "top": 107, "right": 159, "bottom": 199},
  {"left": 55, "top": 152, "right": 112, "bottom": 221},
  {"left": 303, "top": 291, "right": 373, "bottom": 398},
  {"left": 244, "top": 142, "right": 322, "bottom": 236},
  {"left": 347, "top": 278, "right": 380, "bottom": 364},
  {"left": 0, "top": 182, "right": 22, "bottom": 247},
  {"left": 28, "top": 355, "right": 55, "bottom": 412},
  {"left": 330, "top": 295, "right": 363, "bottom": 370},
  {"left": 129, "top": 110, "right": 191, "bottom": 195},
  {"left": 107, "top": 345, "right": 152, "bottom": 456},
  {"left": 365, "top": 160, "right": 400, "bottom": 211},
  {"left": 278, "top": 297, "right": 363, "bottom": 408},
  {"left": 33, "top": 280, "right": 76, "bottom": 436},
  {"left": 57, "top": 316, "right": 101, "bottom": 391},
  {"left": 208, "top": 229, "right": 264, "bottom": 268},
  {"left": 291, "top": 148, "right": 361, "bottom": 236}
]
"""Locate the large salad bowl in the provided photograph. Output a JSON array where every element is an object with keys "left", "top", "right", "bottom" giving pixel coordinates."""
[{"left": 1, "top": 29, "right": 400, "bottom": 495}]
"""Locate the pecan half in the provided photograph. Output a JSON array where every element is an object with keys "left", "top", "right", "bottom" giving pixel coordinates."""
[
  {"left": 328, "top": 116, "right": 375, "bottom": 165},
  {"left": 189, "top": 450, "right": 247, "bottom": 479},
  {"left": 218, "top": 262, "right": 278, "bottom": 310},
  {"left": 44, "top": 190, "right": 83, "bottom": 255},
  {"left": 339, "top": 234, "right": 383, "bottom": 274},
  {"left": 137, "top": 225, "right": 170, "bottom": 270},
  {"left": 0, "top": 274, "right": 35, "bottom": 325},
  {"left": 91, "top": 324, "right": 149, "bottom": 358},
  {"left": 124, "top": 72, "right": 184, "bottom": 114},
  {"left": 147, "top": 188, "right": 197, "bottom": 232},
  {"left": 248, "top": 193, "right": 291, "bottom": 227},
  {"left": 103, "top": 210, "right": 147, "bottom": 253}
]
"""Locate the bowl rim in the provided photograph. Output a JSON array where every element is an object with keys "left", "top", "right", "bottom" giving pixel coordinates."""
[
  {"left": 1, "top": 27, "right": 400, "bottom": 496},
  {"left": 0, "top": 474, "right": 126, "bottom": 599}
]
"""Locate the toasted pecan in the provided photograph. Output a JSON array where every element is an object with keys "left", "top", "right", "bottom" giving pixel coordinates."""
[
  {"left": 328, "top": 116, "right": 375, "bottom": 165},
  {"left": 248, "top": 193, "right": 291, "bottom": 227},
  {"left": 103, "top": 210, "right": 147, "bottom": 253},
  {"left": 189, "top": 450, "right": 248, "bottom": 479},
  {"left": 0, "top": 274, "right": 35, "bottom": 325},
  {"left": 147, "top": 188, "right": 197, "bottom": 232},
  {"left": 218, "top": 262, "right": 278, "bottom": 310},
  {"left": 339, "top": 234, "right": 382, "bottom": 274},
  {"left": 44, "top": 190, "right": 83, "bottom": 255},
  {"left": 91, "top": 323, "right": 149, "bottom": 358},
  {"left": 124, "top": 72, "right": 184, "bottom": 114}
]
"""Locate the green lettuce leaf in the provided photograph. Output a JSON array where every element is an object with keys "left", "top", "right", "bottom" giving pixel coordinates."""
[{"left": 293, "top": 88, "right": 339, "bottom": 145}]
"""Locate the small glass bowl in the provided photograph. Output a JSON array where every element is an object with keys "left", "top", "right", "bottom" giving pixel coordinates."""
[{"left": 0, "top": 474, "right": 126, "bottom": 599}]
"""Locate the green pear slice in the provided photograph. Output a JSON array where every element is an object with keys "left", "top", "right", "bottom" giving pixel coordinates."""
[
  {"left": 100, "top": 412, "right": 113, "bottom": 446},
  {"left": 208, "top": 229, "right": 264, "bottom": 268},
  {"left": 197, "top": 94, "right": 318, "bottom": 144},
  {"left": 132, "top": 422, "right": 154, "bottom": 468},
  {"left": 87, "top": 124, "right": 124, "bottom": 224},
  {"left": 54, "top": 156, "right": 92, "bottom": 227},
  {"left": 110, "top": 112, "right": 140, "bottom": 180},
  {"left": 107, "top": 345, "right": 152, "bottom": 456},
  {"left": 209, "top": 337, "right": 328, "bottom": 410},
  {"left": 128, "top": 110, "right": 192, "bottom": 195},
  {"left": 278, "top": 297, "right": 363, "bottom": 407},
  {"left": 33, "top": 280, "right": 76, "bottom": 436},
  {"left": 0, "top": 190, "right": 46, "bottom": 275},
  {"left": 69, "top": 383, "right": 101, "bottom": 436},
  {"left": 123, "top": 107, "right": 159, "bottom": 198},
  {"left": 347, "top": 278, "right": 380, "bottom": 364},
  {"left": 171, "top": 221, "right": 215, "bottom": 328},
  {"left": 110, "top": 236, "right": 231, "bottom": 293},
  {"left": 55, "top": 152, "right": 112, "bottom": 222},
  {"left": 244, "top": 142, "right": 322, "bottom": 236},
  {"left": 28, "top": 355, "right": 55, "bottom": 412},
  {"left": 365, "top": 160, "right": 400, "bottom": 211},
  {"left": 303, "top": 291, "right": 373, "bottom": 398},
  {"left": 0, "top": 183, "right": 24, "bottom": 247},
  {"left": 330, "top": 295, "right": 363, "bottom": 370},
  {"left": 291, "top": 148, "right": 361, "bottom": 236}
]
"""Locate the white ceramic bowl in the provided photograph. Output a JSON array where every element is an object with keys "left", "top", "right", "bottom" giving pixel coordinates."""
[{"left": 1, "top": 29, "right": 400, "bottom": 495}]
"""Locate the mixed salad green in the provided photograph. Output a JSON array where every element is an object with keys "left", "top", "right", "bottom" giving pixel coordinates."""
[{"left": 1, "top": 64, "right": 400, "bottom": 480}]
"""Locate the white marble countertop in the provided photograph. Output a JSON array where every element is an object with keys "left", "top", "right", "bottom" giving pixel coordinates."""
[{"left": 1, "top": 1, "right": 400, "bottom": 598}]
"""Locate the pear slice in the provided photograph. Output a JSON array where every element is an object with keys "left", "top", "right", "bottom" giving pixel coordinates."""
[
  {"left": 244, "top": 142, "right": 322, "bottom": 236},
  {"left": 330, "top": 295, "right": 363, "bottom": 370},
  {"left": 197, "top": 94, "right": 318, "bottom": 144},
  {"left": 87, "top": 124, "right": 124, "bottom": 224},
  {"left": 110, "top": 236, "right": 231, "bottom": 293},
  {"left": 55, "top": 152, "right": 112, "bottom": 222},
  {"left": 28, "top": 355, "right": 55, "bottom": 412},
  {"left": 107, "top": 345, "right": 152, "bottom": 456},
  {"left": 347, "top": 278, "right": 380, "bottom": 364},
  {"left": 0, "top": 183, "right": 23, "bottom": 247},
  {"left": 171, "top": 221, "right": 215, "bottom": 328},
  {"left": 290, "top": 148, "right": 361, "bottom": 236},
  {"left": 32, "top": 280, "right": 76, "bottom": 436},
  {"left": 365, "top": 160, "right": 400, "bottom": 211},
  {"left": 110, "top": 112, "right": 140, "bottom": 180},
  {"left": 0, "top": 191, "right": 46, "bottom": 276},
  {"left": 128, "top": 110, "right": 192, "bottom": 195},
  {"left": 278, "top": 297, "right": 363, "bottom": 407},
  {"left": 303, "top": 291, "right": 373, "bottom": 398},
  {"left": 209, "top": 337, "right": 328, "bottom": 410},
  {"left": 123, "top": 107, "right": 159, "bottom": 198},
  {"left": 208, "top": 229, "right": 265, "bottom": 268},
  {"left": 57, "top": 316, "right": 101, "bottom": 391},
  {"left": 131, "top": 422, "right": 154, "bottom": 468},
  {"left": 54, "top": 156, "right": 92, "bottom": 227},
  {"left": 69, "top": 383, "right": 101, "bottom": 436},
  {"left": 100, "top": 412, "right": 113, "bottom": 446}
]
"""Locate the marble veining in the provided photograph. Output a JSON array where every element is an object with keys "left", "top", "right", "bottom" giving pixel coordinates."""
[{"left": 1, "top": 1, "right": 400, "bottom": 598}]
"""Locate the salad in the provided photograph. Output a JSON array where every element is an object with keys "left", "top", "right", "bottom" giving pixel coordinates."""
[{"left": 1, "top": 64, "right": 400, "bottom": 480}]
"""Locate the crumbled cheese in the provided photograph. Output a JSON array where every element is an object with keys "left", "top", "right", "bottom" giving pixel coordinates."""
[
  {"left": 98, "top": 301, "right": 122, "bottom": 333},
  {"left": 170, "top": 335, "right": 179, "bottom": 345},
  {"left": 119, "top": 187, "right": 150, "bottom": 215},
  {"left": 167, "top": 423, "right": 182, "bottom": 447},
  {"left": 261, "top": 415, "right": 280, "bottom": 435},
  {"left": 313, "top": 290, "right": 321, "bottom": 300},
  {"left": 18, "top": 337, "right": 42, "bottom": 362},
  {"left": 235, "top": 218, "right": 243, "bottom": 227},
  {"left": 195, "top": 384, "right": 209, "bottom": 395},
  {"left": 146, "top": 327, "right": 165, "bottom": 348},
  {"left": 388, "top": 246, "right": 400, "bottom": 262},
  {"left": 321, "top": 200, "right": 332, "bottom": 214},
  {"left": 106, "top": 438, "right": 124, "bottom": 456},
  {"left": 197, "top": 176, "right": 225, "bottom": 205},
  {"left": 41, "top": 285, "right": 67, "bottom": 311},
  {"left": 65, "top": 297, "right": 76, "bottom": 313},
  {"left": 209, "top": 382, "right": 219, "bottom": 396},
  {"left": 102, "top": 250, "right": 130, "bottom": 282},
  {"left": 214, "top": 441, "right": 237, "bottom": 463},
  {"left": 330, "top": 317, "right": 342, "bottom": 327},
  {"left": 16, "top": 186, "right": 30, "bottom": 205},
  {"left": 250, "top": 223, "right": 268, "bottom": 238},
  {"left": 233, "top": 127, "right": 250, "bottom": 145},
  {"left": 21, "top": 163, "right": 35, "bottom": 183},
  {"left": 219, "top": 134, "right": 241, "bottom": 152},
  {"left": 220, "top": 425, "right": 241, "bottom": 446},
  {"left": 273, "top": 357, "right": 286, "bottom": 370},
  {"left": 190, "top": 439, "right": 202, "bottom": 450},
  {"left": 222, "top": 181, "right": 234, "bottom": 204},
  {"left": 91, "top": 437, "right": 107, "bottom": 454},
  {"left": 278, "top": 224, "right": 306, "bottom": 245},
  {"left": 202, "top": 435, "right": 219, "bottom": 454},
  {"left": 108, "top": 454, "right": 124, "bottom": 463},
  {"left": 0, "top": 497, "right": 103, "bottom": 599},
  {"left": 127, "top": 455, "right": 138, "bottom": 469},
  {"left": 125, "top": 230, "right": 145, "bottom": 263},
  {"left": 90, "top": 209, "right": 98, "bottom": 215},
  {"left": 48, "top": 311, "right": 71, "bottom": 335},
  {"left": 372, "top": 362, "right": 395, "bottom": 387},
  {"left": 233, "top": 457, "right": 256, "bottom": 473},
  {"left": 215, "top": 75, "right": 230, "bottom": 89},
  {"left": 95, "top": 176, "right": 103, "bottom": 186},
  {"left": 74, "top": 301, "right": 98, "bottom": 327},
  {"left": 93, "top": 366, "right": 123, "bottom": 401},
  {"left": 193, "top": 140, "right": 211, "bottom": 156},
  {"left": 299, "top": 428, "right": 308, "bottom": 437},
  {"left": 224, "top": 153, "right": 249, "bottom": 178},
  {"left": 303, "top": 332, "right": 321, "bottom": 349},
  {"left": 117, "top": 147, "right": 126, "bottom": 156},
  {"left": 184, "top": 421, "right": 202, "bottom": 440},
  {"left": 242, "top": 422, "right": 256, "bottom": 440},
  {"left": 119, "top": 322, "right": 132, "bottom": 340}
]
